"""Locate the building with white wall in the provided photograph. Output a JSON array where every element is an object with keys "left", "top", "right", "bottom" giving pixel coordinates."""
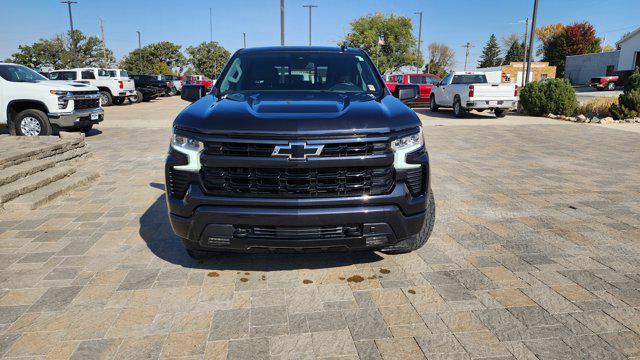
[{"left": 616, "top": 27, "right": 640, "bottom": 71}]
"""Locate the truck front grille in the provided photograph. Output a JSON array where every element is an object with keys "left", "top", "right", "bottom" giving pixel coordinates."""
[
  {"left": 200, "top": 166, "right": 394, "bottom": 197},
  {"left": 205, "top": 140, "right": 390, "bottom": 157},
  {"left": 74, "top": 98, "right": 100, "bottom": 110}
]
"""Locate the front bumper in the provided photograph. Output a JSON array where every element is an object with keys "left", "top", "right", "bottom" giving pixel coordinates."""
[
  {"left": 165, "top": 148, "right": 430, "bottom": 252},
  {"left": 48, "top": 108, "right": 104, "bottom": 128},
  {"left": 466, "top": 100, "right": 517, "bottom": 109}
]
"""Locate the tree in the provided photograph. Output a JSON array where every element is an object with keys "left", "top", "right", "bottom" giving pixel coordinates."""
[
  {"left": 501, "top": 33, "right": 521, "bottom": 52},
  {"left": 502, "top": 41, "right": 525, "bottom": 65},
  {"left": 425, "top": 42, "right": 455, "bottom": 77},
  {"left": 6, "top": 30, "right": 114, "bottom": 69},
  {"left": 120, "top": 41, "right": 186, "bottom": 74},
  {"left": 478, "top": 34, "right": 502, "bottom": 68},
  {"left": 538, "top": 22, "right": 601, "bottom": 77},
  {"left": 535, "top": 23, "right": 564, "bottom": 53},
  {"left": 152, "top": 62, "right": 174, "bottom": 75},
  {"left": 342, "top": 13, "right": 421, "bottom": 74},
  {"left": 186, "top": 41, "right": 231, "bottom": 78}
]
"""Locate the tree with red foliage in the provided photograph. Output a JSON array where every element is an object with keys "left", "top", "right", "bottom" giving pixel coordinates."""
[{"left": 539, "top": 21, "right": 602, "bottom": 77}]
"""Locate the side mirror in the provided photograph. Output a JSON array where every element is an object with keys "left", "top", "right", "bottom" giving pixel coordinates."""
[
  {"left": 394, "top": 84, "right": 420, "bottom": 103},
  {"left": 181, "top": 84, "right": 207, "bottom": 102}
]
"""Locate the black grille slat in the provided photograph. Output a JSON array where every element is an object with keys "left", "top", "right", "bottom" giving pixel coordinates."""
[
  {"left": 405, "top": 167, "right": 424, "bottom": 196},
  {"left": 201, "top": 166, "right": 394, "bottom": 197},
  {"left": 238, "top": 225, "right": 362, "bottom": 239},
  {"left": 205, "top": 141, "right": 390, "bottom": 158},
  {"left": 74, "top": 98, "right": 100, "bottom": 110},
  {"left": 169, "top": 169, "right": 190, "bottom": 199}
]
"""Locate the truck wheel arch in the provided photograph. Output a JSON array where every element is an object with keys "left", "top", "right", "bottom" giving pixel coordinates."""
[{"left": 7, "top": 100, "right": 50, "bottom": 128}]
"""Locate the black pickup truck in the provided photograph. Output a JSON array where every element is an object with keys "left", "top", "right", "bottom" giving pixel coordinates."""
[
  {"left": 128, "top": 74, "right": 170, "bottom": 102},
  {"left": 166, "top": 46, "right": 434, "bottom": 257}
]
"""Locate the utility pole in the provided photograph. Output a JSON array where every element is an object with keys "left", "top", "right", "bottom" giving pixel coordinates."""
[
  {"left": 414, "top": 11, "right": 423, "bottom": 73},
  {"left": 280, "top": 0, "right": 285, "bottom": 46},
  {"left": 243, "top": 32, "right": 247, "bottom": 48},
  {"left": 100, "top": 17, "right": 107, "bottom": 67},
  {"left": 525, "top": 0, "right": 539, "bottom": 85},
  {"left": 601, "top": 34, "right": 606, "bottom": 52},
  {"left": 61, "top": 1, "right": 78, "bottom": 67},
  {"left": 519, "top": 17, "right": 529, "bottom": 87},
  {"left": 302, "top": 5, "right": 318, "bottom": 46},
  {"left": 209, "top": 8, "right": 213, "bottom": 42},
  {"left": 136, "top": 31, "right": 142, "bottom": 71},
  {"left": 462, "top": 42, "right": 473, "bottom": 71}
]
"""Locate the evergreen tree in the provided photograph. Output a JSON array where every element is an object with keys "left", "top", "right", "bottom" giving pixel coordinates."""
[
  {"left": 502, "top": 41, "right": 525, "bottom": 65},
  {"left": 477, "top": 34, "right": 502, "bottom": 68}
]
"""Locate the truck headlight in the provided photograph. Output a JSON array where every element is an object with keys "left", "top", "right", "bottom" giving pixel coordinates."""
[
  {"left": 391, "top": 127, "right": 424, "bottom": 169},
  {"left": 171, "top": 134, "right": 203, "bottom": 172},
  {"left": 50, "top": 90, "right": 71, "bottom": 109}
]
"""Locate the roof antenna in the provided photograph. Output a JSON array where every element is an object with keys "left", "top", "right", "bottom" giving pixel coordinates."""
[{"left": 340, "top": 44, "right": 348, "bottom": 52}]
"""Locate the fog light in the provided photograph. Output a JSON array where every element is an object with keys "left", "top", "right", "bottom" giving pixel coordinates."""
[{"left": 365, "top": 236, "right": 388, "bottom": 247}]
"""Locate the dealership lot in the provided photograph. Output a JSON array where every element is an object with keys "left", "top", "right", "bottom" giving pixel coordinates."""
[{"left": 0, "top": 97, "right": 639, "bottom": 359}]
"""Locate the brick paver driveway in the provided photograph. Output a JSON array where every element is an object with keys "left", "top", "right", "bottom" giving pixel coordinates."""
[{"left": 0, "top": 97, "right": 639, "bottom": 359}]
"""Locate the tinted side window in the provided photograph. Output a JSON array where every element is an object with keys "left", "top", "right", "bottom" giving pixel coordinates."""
[
  {"left": 81, "top": 70, "right": 96, "bottom": 79},
  {"left": 408, "top": 76, "right": 426, "bottom": 84},
  {"left": 50, "top": 71, "right": 77, "bottom": 80}
]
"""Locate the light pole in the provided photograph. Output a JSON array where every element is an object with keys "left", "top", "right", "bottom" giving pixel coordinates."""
[
  {"left": 519, "top": 17, "right": 529, "bottom": 87},
  {"left": 302, "top": 5, "right": 318, "bottom": 46},
  {"left": 524, "top": 0, "right": 539, "bottom": 85},
  {"left": 414, "top": 11, "right": 423, "bottom": 73},
  {"left": 243, "top": 32, "right": 247, "bottom": 48},
  {"left": 61, "top": 1, "right": 78, "bottom": 67},
  {"left": 136, "top": 31, "right": 142, "bottom": 71},
  {"left": 462, "top": 42, "right": 473, "bottom": 71},
  {"left": 280, "top": 0, "right": 285, "bottom": 46},
  {"left": 209, "top": 8, "right": 213, "bottom": 42}
]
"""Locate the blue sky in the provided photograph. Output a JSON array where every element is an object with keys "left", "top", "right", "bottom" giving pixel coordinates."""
[{"left": 1, "top": 0, "right": 638, "bottom": 70}]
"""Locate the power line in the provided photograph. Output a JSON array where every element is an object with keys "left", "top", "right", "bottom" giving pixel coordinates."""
[{"left": 302, "top": 5, "right": 318, "bottom": 46}]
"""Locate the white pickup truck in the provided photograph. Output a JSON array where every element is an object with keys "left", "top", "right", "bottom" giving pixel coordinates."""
[
  {"left": 48, "top": 68, "right": 136, "bottom": 106},
  {"left": 429, "top": 71, "right": 518, "bottom": 118},
  {"left": 0, "top": 63, "right": 103, "bottom": 136}
]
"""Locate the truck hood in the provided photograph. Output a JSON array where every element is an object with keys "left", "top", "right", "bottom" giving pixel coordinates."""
[
  {"left": 35, "top": 80, "right": 99, "bottom": 92},
  {"left": 174, "top": 92, "right": 421, "bottom": 137}
]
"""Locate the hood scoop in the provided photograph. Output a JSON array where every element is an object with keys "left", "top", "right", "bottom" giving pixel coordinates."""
[{"left": 247, "top": 93, "right": 350, "bottom": 114}]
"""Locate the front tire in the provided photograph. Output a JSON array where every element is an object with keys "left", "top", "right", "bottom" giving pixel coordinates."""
[
  {"left": 99, "top": 91, "right": 113, "bottom": 106},
  {"left": 13, "top": 109, "right": 52, "bottom": 136},
  {"left": 494, "top": 108, "right": 507, "bottom": 118},
  {"left": 453, "top": 97, "right": 466, "bottom": 118},
  {"left": 383, "top": 190, "right": 435, "bottom": 254},
  {"left": 429, "top": 96, "right": 439, "bottom": 112}
]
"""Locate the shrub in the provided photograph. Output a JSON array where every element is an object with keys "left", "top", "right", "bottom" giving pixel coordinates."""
[
  {"left": 520, "top": 78, "right": 578, "bottom": 116},
  {"left": 577, "top": 97, "right": 617, "bottom": 118},
  {"left": 610, "top": 68, "right": 640, "bottom": 119}
]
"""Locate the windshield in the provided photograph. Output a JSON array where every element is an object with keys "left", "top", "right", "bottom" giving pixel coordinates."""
[
  {"left": 0, "top": 64, "right": 48, "bottom": 82},
  {"left": 217, "top": 51, "right": 383, "bottom": 97},
  {"left": 49, "top": 71, "right": 77, "bottom": 80},
  {"left": 452, "top": 74, "right": 487, "bottom": 85}
]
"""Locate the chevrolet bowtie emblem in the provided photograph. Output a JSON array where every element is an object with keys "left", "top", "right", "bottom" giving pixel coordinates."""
[{"left": 272, "top": 142, "right": 324, "bottom": 160}]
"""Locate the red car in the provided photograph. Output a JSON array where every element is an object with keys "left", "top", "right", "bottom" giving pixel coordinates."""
[
  {"left": 386, "top": 73, "right": 441, "bottom": 106},
  {"left": 591, "top": 70, "right": 633, "bottom": 91},
  {"left": 181, "top": 75, "right": 214, "bottom": 90}
]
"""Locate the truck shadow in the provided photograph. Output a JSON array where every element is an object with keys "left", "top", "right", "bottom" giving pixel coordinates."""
[{"left": 139, "top": 183, "right": 384, "bottom": 271}]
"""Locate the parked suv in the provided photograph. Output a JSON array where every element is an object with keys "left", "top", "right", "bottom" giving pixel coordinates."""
[
  {"left": 0, "top": 63, "right": 103, "bottom": 135},
  {"left": 166, "top": 46, "right": 435, "bottom": 258},
  {"left": 129, "top": 74, "right": 170, "bottom": 99},
  {"left": 48, "top": 68, "right": 136, "bottom": 106}
]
